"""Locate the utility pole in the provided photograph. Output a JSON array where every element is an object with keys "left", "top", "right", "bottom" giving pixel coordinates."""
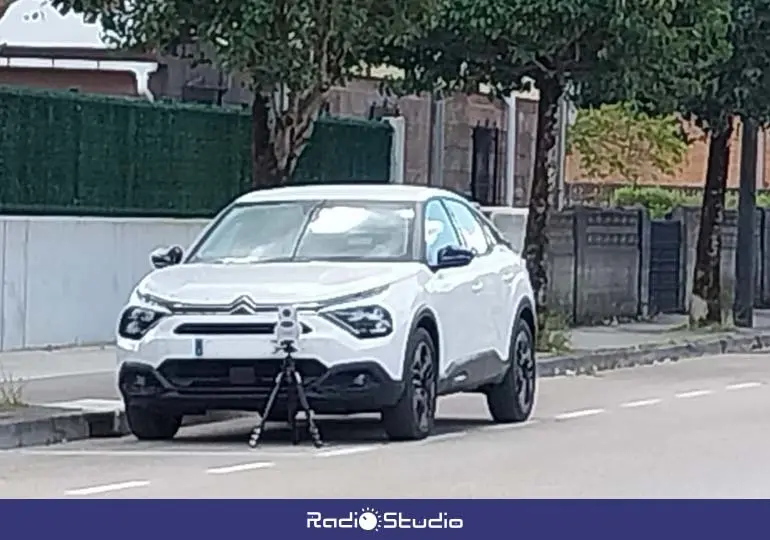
[{"left": 733, "top": 117, "right": 758, "bottom": 327}]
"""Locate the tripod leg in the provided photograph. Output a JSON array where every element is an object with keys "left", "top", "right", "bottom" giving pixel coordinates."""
[
  {"left": 248, "top": 373, "right": 283, "bottom": 448},
  {"left": 286, "top": 383, "right": 300, "bottom": 446},
  {"left": 292, "top": 373, "right": 324, "bottom": 448}
]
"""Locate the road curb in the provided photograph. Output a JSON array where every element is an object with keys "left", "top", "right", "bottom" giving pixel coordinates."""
[
  {"left": 539, "top": 330, "right": 770, "bottom": 377},
  {"left": 0, "top": 408, "right": 249, "bottom": 450},
  {"left": 0, "top": 408, "right": 126, "bottom": 450}
]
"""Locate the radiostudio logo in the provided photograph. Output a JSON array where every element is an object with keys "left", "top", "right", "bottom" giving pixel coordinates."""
[{"left": 306, "top": 507, "right": 464, "bottom": 531}]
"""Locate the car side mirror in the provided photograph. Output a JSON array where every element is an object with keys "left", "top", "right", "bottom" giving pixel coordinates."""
[
  {"left": 434, "top": 245, "right": 475, "bottom": 270},
  {"left": 150, "top": 245, "right": 184, "bottom": 269}
]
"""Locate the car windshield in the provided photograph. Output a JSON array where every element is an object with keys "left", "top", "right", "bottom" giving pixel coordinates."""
[{"left": 187, "top": 199, "right": 416, "bottom": 263}]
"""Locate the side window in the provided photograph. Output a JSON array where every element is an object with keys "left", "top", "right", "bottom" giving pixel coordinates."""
[
  {"left": 424, "top": 200, "right": 461, "bottom": 265},
  {"left": 442, "top": 199, "right": 491, "bottom": 255}
]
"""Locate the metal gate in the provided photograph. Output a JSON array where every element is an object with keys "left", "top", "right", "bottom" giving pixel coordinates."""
[
  {"left": 648, "top": 220, "right": 682, "bottom": 314},
  {"left": 470, "top": 122, "right": 504, "bottom": 205}
]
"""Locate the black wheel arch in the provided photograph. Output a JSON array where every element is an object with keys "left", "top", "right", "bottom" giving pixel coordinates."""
[
  {"left": 514, "top": 297, "right": 537, "bottom": 346},
  {"left": 405, "top": 307, "right": 440, "bottom": 365}
]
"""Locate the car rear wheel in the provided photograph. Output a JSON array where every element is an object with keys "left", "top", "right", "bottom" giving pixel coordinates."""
[
  {"left": 486, "top": 318, "right": 537, "bottom": 423},
  {"left": 126, "top": 405, "right": 182, "bottom": 441},
  {"left": 382, "top": 328, "right": 437, "bottom": 441}
]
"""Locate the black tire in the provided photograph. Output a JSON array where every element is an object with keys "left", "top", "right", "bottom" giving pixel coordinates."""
[
  {"left": 382, "top": 327, "right": 438, "bottom": 441},
  {"left": 126, "top": 405, "right": 182, "bottom": 441},
  {"left": 486, "top": 317, "right": 537, "bottom": 423}
]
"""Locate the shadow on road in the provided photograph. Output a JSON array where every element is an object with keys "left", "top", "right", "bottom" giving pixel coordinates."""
[{"left": 172, "top": 415, "right": 494, "bottom": 447}]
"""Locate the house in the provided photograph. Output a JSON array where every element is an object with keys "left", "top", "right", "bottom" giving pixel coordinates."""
[{"left": 0, "top": 0, "right": 158, "bottom": 97}]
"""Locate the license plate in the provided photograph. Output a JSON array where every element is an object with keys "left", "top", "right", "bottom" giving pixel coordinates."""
[
  {"left": 192, "top": 338, "right": 274, "bottom": 358},
  {"left": 229, "top": 367, "right": 256, "bottom": 385}
]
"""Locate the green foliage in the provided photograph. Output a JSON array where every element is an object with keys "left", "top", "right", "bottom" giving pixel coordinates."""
[
  {"left": 52, "top": 0, "right": 431, "bottom": 180},
  {"left": 568, "top": 103, "right": 689, "bottom": 186},
  {"left": 611, "top": 186, "right": 770, "bottom": 217},
  {"left": 368, "top": 0, "right": 732, "bottom": 104},
  {"left": 0, "top": 87, "right": 392, "bottom": 217},
  {"left": 0, "top": 365, "right": 25, "bottom": 410},
  {"left": 679, "top": 0, "right": 770, "bottom": 132},
  {"left": 537, "top": 311, "right": 572, "bottom": 354},
  {"left": 576, "top": 0, "right": 732, "bottom": 114}
]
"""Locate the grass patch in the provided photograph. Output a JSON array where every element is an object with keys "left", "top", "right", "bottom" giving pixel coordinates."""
[
  {"left": 0, "top": 365, "right": 26, "bottom": 410},
  {"left": 537, "top": 311, "right": 572, "bottom": 354}
]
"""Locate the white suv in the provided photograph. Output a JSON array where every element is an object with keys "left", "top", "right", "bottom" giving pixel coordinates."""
[{"left": 116, "top": 184, "right": 537, "bottom": 442}]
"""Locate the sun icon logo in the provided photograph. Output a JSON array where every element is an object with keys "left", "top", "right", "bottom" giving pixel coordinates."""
[{"left": 357, "top": 507, "right": 383, "bottom": 532}]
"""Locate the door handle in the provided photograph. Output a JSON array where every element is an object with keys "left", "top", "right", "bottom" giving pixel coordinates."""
[{"left": 471, "top": 281, "right": 484, "bottom": 293}]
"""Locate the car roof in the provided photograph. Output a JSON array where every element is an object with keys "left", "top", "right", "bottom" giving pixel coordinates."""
[{"left": 234, "top": 184, "right": 469, "bottom": 204}]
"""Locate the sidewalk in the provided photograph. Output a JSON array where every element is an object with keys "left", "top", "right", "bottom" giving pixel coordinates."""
[
  {"left": 541, "top": 309, "right": 770, "bottom": 376},
  {"left": 568, "top": 310, "right": 770, "bottom": 352},
  {"left": 0, "top": 345, "right": 116, "bottom": 381}
]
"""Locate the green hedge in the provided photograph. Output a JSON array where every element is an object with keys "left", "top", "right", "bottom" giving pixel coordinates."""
[
  {"left": 0, "top": 86, "right": 392, "bottom": 217},
  {"left": 611, "top": 186, "right": 770, "bottom": 218}
]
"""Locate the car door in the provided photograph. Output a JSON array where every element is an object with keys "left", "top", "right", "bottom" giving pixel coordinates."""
[
  {"left": 441, "top": 198, "right": 506, "bottom": 358},
  {"left": 423, "top": 200, "right": 480, "bottom": 373},
  {"left": 477, "top": 211, "right": 524, "bottom": 356}
]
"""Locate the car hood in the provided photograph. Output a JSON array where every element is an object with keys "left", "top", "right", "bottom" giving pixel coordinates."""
[{"left": 138, "top": 262, "right": 420, "bottom": 306}]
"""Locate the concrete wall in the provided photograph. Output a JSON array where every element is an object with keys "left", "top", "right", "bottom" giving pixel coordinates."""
[
  {"left": 0, "top": 216, "right": 207, "bottom": 351},
  {"left": 670, "top": 206, "right": 763, "bottom": 311},
  {"left": 484, "top": 206, "right": 646, "bottom": 324}
]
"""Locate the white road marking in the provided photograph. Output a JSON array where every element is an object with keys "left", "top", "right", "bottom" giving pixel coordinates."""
[
  {"left": 553, "top": 408, "right": 605, "bottom": 420},
  {"left": 483, "top": 420, "right": 541, "bottom": 431},
  {"left": 725, "top": 382, "right": 762, "bottom": 391},
  {"left": 206, "top": 462, "right": 275, "bottom": 475},
  {"left": 675, "top": 390, "right": 713, "bottom": 399},
  {"left": 620, "top": 398, "right": 662, "bottom": 409},
  {"left": 14, "top": 449, "right": 302, "bottom": 458},
  {"left": 65, "top": 480, "right": 150, "bottom": 496},
  {"left": 418, "top": 431, "right": 468, "bottom": 445},
  {"left": 23, "top": 369, "right": 116, "bottom": 382},
  {"left": 316, "top": 446, "right": 380, "bottom": 457},
  {"left": 40, "top": 399, "right": 124, "bottom": 412}
]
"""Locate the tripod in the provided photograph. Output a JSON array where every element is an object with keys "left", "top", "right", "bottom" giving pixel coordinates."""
[{"left": 248, "top": 341, "right": 324, "bottom": 449}]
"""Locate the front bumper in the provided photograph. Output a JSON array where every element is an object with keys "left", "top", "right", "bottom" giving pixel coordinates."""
[
  {"left": 118, "top": 359, "right": 404, "bottom": 415},
  {"left": 116, "top": 311, "right": 408, "bottom": 415}
]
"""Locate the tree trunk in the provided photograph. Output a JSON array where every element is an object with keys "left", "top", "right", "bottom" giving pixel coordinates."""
[
  {"left": 250, "top": 95, "right": 282, "bottom": 189},
  {"left": 690, "top": 121, "right": 733, "bottom": 326},
  {"left": 524, "top": 74, "right": 563, "bottom": 330}
]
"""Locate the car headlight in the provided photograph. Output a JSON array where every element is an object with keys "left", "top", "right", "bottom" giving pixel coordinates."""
[
  {"left": 117, "top": 306, "right": 167, "bottom": 340},
  {"left": 323, "top": 305, "right": 393, "bottom": 339}
]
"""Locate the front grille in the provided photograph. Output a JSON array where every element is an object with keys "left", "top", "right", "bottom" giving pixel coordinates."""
[
  {"left": 157, "top": 358, "right": 328, "bottom": 392},
  {"left": 173, "top": 322, "right": 312, "bottom": 335}
]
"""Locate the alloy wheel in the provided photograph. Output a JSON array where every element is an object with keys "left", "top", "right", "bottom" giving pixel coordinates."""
[
  {"left": 513, "top": 330, "right": 535, "bottom": 413},
  {"left": 411, "top": 341, "right": 436, "bottom": 431}
]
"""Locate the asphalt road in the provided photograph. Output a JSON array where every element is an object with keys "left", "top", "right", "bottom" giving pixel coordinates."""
[{"left": 2, "top": 352, "right": 770, "bottom": 498}]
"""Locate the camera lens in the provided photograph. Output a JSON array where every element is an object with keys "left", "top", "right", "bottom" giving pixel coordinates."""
[{"left": 281, "top": 308, "right": 292, "bottom": 317}]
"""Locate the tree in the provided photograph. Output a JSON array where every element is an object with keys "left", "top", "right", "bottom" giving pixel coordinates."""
[
  {"left": 678, "top": 0, "right": 770, "bottom": 326},
  {"left": 567, "top": 103, "right": 689, "bottom": 187},
  {"left": 370, "top": 0, "right": 731, "bottom": 327},
  {"left": 52, "top": 0, "right": 432, "bottom": 187}
]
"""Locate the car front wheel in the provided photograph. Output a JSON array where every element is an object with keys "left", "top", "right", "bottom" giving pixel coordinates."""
[
  {"left": 486, "top": 318, "right": 537, "bottom": 423},
  {"left": 125, "top": 405, "right": 182, "bottom": 441},
  {"left": 382, "top": 327, "right": 438, "bottom": 441}
]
